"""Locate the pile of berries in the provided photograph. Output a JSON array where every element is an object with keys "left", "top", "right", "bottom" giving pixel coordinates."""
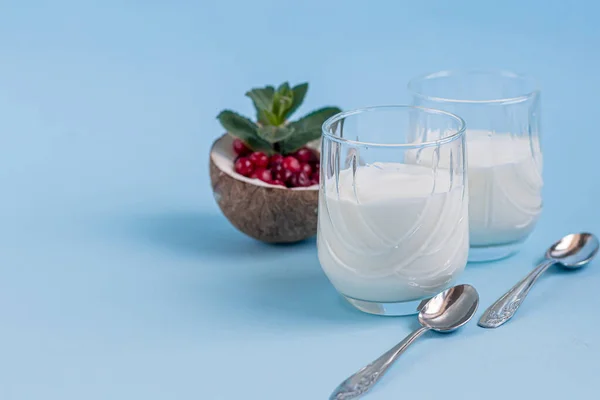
[{"left": 232, "top": 138, "right": 320, "bottom": 188}]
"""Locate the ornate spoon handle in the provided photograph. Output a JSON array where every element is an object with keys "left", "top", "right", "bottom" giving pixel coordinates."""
[
  {"left": 478, "top": 259, "right": 556, "bottom": 328},
  {"left": 329, "top": 326, "right": 428, "bottom": 400}
]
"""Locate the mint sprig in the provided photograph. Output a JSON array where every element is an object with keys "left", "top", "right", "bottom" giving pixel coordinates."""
[
  {"left": 216, "top": 110, "right": 274, "bottom": 154},
  {"left": 218, "top": 82, "right": 341, "bottom": 154}
]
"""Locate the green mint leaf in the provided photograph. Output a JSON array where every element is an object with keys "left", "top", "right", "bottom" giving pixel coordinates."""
[
  {"left": 272, "top": 91, "right": 293, "bottom": 125},
  {"left": 271, "top": 92, "right": 282, "bottom": 123},
  {"left": 217, "top": 110, "right": 273, "bottom": 153},
  {"left": 261, "top": 109, "right": 281, "bottom": 126},
  {"left": 277, "top": 82, "right": 291, "bottom": 97},
  {"left": 289, "top": 107, "right": 341, "bottom": 133},
  {"left": 256, "top": 125, "right": 295, "bottom": 144},
  {"left": 286, "top": 83, "right": 308, "bottom": 118},
  {"left": 280, "top": 130, "right": 321, "bottom": 154},
  {"left": 276, "top": 82, "right": 295, "bottom": 121},
  {"left": 245, "top": 86, "right": 274, "bottom": 110},
  {"left": 245, "top": 86, "right": 275, "bottom": 125},
  {"left": 281, "top": 106, "right": 341, "bottom": 153}
]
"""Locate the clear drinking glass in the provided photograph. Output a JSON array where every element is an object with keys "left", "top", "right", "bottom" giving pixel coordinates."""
[
  {"left": 318, "top": 105, "right": 468, "bottom": 316},
  {"left": 408, "top": 70, "right": 543, "bottom": 262}
]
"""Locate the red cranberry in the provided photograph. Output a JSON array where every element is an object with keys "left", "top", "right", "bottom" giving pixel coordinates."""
[
  {"left": 285, "top": 171, "right": 312, "bottom": 188},
  {"left": 286, "top": 173, "right": 299, "bottom": 188},
  {"left": 272, "top": 163, "right": 283, "bottom": 172},
  {"left": 234, "top": 156, "right": 254, "bottom": 177},
  {"left": 270, "top": 180, "right": 285, "bottom": 186},
  {"left": 269, "top": 154, "right": 284, "bottom": 167},
  {"left": 284, "top": 170, "right": 293, "bottom": 182},
  {"left": 311, "top": 171, "right": 320, "bottom": 183},
  {"left": 282, "top": 156, "right": 302, "bottom": 173},
  {"left": 253, "top": 168, "right": 272, "bottom": 183},
  {"left": 232, "top": 138, "right": 251, "bottom": 156},
  {"left": 294, "top": 147, "right": 318, "bottom": 164},
  {"left": 249, "top": 152, "right": 269, "bottom": 168},
  {"left": 297, "top": 171, "right": 312, "bottom": 187},
  {"left": 301, "top": 163, "right": 312, "bottom": 175},
  {"left": 273, "top": 164, "right": 293, "bottom": 182}
]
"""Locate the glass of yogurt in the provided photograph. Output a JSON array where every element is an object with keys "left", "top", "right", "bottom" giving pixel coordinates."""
[
  {"left": 408, "top": 70, "right": 543, "bottom": 262},
  {"left": 318, "top": 105, "right": 469, "bottom": 316}
]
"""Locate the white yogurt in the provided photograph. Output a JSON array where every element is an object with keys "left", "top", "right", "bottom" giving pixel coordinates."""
[
  {"left": 317, "top": 163, "right": 469, "bottom": 303},
  {"left": 412, "top": 130, "right": 543, "bottom": 246},
  {"left": 466, "top": 131, "right": 543, "bottom": 246}
]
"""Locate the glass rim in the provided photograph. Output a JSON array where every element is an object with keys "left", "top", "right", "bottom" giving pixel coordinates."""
[
  {"left": 407, "top": 69, "right": 539, "bottom": 105},
  {"left": 321, "top": 105, "right": 466, "bottom": 149}
]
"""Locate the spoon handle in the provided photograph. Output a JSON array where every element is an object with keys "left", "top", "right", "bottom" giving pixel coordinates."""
[
  {"left": 329, "top": 326, "right": 428, "bottom": 400},
  {"left": 478, "top": 259, "right": 555, "bottom": 328}
]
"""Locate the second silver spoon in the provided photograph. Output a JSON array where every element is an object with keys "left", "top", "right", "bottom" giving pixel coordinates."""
[{"left": 479, "top": 232, "right": 599, "bottom": 329}]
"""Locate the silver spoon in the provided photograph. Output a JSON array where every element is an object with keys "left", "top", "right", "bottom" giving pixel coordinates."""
[
  {"left": 330, "top": 284, "right": 479, "bottom": 400},
  {"left": 479, "top": 232, "right": 599, "bottom": 329}
]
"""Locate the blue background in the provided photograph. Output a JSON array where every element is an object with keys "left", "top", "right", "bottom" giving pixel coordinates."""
[{"left": 1, "top": 1, "right": 599, "bottom": 399}]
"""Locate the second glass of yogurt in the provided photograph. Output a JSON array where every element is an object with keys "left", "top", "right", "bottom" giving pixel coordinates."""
[
  {"left": 409, "top": 70, "right": 543, "bottom": 262},
  {"left": 318, "top": 106, "right": 469, "bottom": 316}
]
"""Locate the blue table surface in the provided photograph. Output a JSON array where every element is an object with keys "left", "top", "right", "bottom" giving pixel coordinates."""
[{"left": 1, "top": 1, "right": 600, "bottom": 399}]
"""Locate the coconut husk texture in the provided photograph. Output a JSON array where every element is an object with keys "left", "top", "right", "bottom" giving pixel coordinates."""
[{"left": 209, "top": 134, "right": 318, "bottom": 243}]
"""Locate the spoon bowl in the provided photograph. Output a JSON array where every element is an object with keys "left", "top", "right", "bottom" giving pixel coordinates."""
[
  {"left": 419, "top": 284, "right": 480, "bottom": 332},
  {"left": 330, "top": 284, "right": 479, "bottom": 399},
  {"left": 546, "top": 232, "right": 599, "bottom": 268}
]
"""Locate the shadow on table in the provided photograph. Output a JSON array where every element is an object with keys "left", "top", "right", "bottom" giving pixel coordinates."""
[
  {"left": 107, "top": 209, "right": 391, "bottom": 326},
  {"left": 243, "top": 262, "right": 393, "bottom": 327},
  {"left": 116, "top": 210, "right": 307, "bottom": 261}
]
